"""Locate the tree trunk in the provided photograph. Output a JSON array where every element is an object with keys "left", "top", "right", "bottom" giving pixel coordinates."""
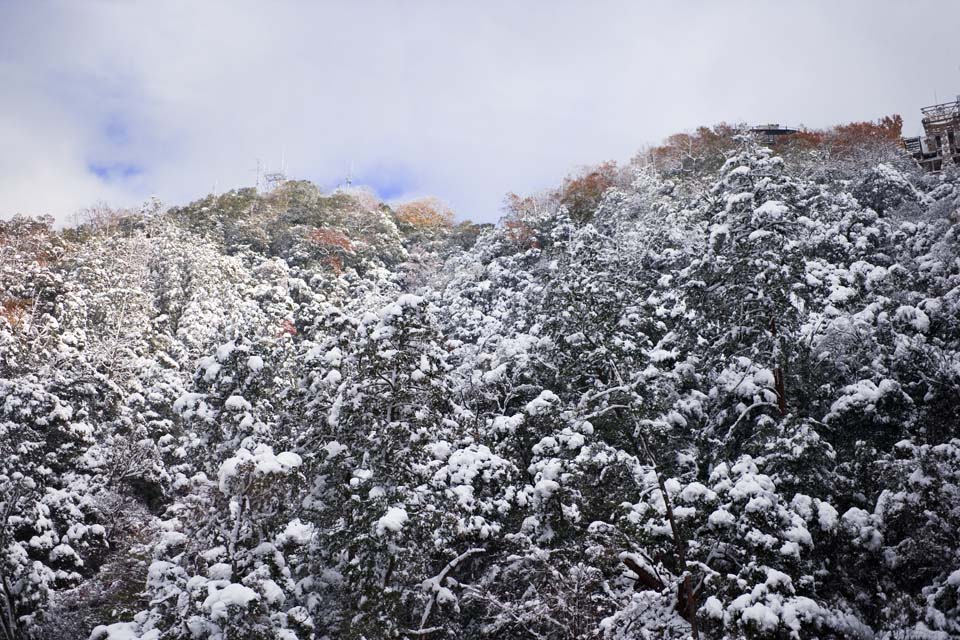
[
  {"left": 769, "top": 316, "right": 787, "bottom": 416},
  {"left": 637, "top": 429, "right": 700, "bottom": 639},
  {"left": 655, "top": 471, "right": 700, "bottom": 639}
]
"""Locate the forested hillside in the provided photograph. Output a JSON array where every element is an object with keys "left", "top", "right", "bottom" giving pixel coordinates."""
[{"left": 2, "top": 125, "right": 959, "bottom": 639}]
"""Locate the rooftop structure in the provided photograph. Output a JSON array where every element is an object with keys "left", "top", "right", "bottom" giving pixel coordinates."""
[
  {"left": 749, "top": 124, "right": 799, "bottom": 146},
  {"left": 903, "top": 98, "right": 960, "bottom": 171}
]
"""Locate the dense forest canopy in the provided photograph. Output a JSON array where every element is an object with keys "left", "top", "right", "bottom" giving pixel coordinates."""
[{"left": 2, "top": 118, "right": 959, "bottom": 640}]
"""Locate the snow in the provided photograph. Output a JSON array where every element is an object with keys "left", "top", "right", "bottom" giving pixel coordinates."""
[
  {"left": 745, "top": 496, "right": 773, "bottom": 513},
  {"left": 740, "top": 602, "right": 780, "bottom": 631},
  {"left": 534, "top": 479, "right": 561, "bottom": 500},
  {"left": 482, "top": 363, "right": 508, "bottom": 384},
  {"left": 817, "top": 501, "right": 839, "bottom": 531},
  {"left": 525, "top": 389, "right": 559, "bottom": 415},
  {"left": 351, "top": 469, "right": 373, "bottom": 486},
  {"left": 224, "top": 395, "right": 251, "bottom": 411},
  {"left": 202, "top": 361, "right": 221, "bottom": 381},
  {"left": 275, "top": 451, "right": 301, "bottom": 467},
  {"left": 729, "top": 473, "right": 774, "bottom": 500},
  {"left": 173, "top": 392, "right": 206, "bottom": 414},
  {"left": 784, "top": 525, "right": 812, "bottom": 546},
  {"left": 702, "top": 595, "right": 724, "bottom": 619},
  {"left": 430, "top": 441, "right": 452, "bottom": 460},
  {"left": 90, "top": 623, "right": 161, "bottom": 640},
  {"left": 947, "top": 569, "right": 960, "bottom": 587},
  {"left": 724, "top": 192, "right": 753, "bottom": 210},
  {"left": 217, "top": 445, "right": 302, "bottom": 492},
  {"left": 323, "top": 346, "right": 343, "bottom": 365},
  {"left": 380, "top": 294, "right": 424, "bottom": 320},
  {"left": 10, "top": 130, "right": 960, "bottom": 640},
  {"left": 680, "top": 482, "right": 714, "bottom": 502},
  {"left": 327, "top": 396, "right": 342, "bottom": 427},
  {"left": 791, "top": 494, "right": 813, "bottom": 519},
  {"left": 828, "top": 285, "right": 857, "bottom": 304},
  {"left": 754, "top": 200, "right": 789, "bottom": 217},
  {"left": 50, "top": 403, "right": 73, "bottom": 421},
  {"left": 564, "top": 332, "right": 586, "bottom": 346},
  {"left": 647, "top": 347, "right": 679, "bottom": 362},
  {"left": 202, "top": 582, "right": 259, "bottom": 620},
  {"left": 491, "top": 414, "right": 524, "bottom": 433},
  {"left": 215, "top": 341, "right": 236, "bottom": 362},
  {"left": 894, "top": 305, "right": 930, "bottom": 333},
  {"left": 376, "top": 506, "right": 409, "bottom": 536},
  {"left": 672, "top": 506, "right": 696, "bottom": 520},
  {"left": 708, "top": 509, "right": 736, "bottom": 527},
  {"left": 841, "top": 507, "right": 882, "bottom": 550},
  {"left": 323, "top": 440, "right": 348, "bottom": 458},
  {"left": 396, "top": 293, "right": 423, "bottom": 308},
  {"left": 50, "top": 543, "right": 80, "bottom": 563},
  {"left": 828, "top": 379, "right": 900, "bottom": 420},
  {"left": 262, "top": 579, "right": 285, "bottom": 605},
  {"left": 201, "top": 546, "right": 226, "bottom": 561},
  {"left": 434, "top": 442, "right": 512, "bottom": 511},
  {"left": 207, "top": 562, "right": 232, "bottom": 580},
  {"left": 765, "top": 568, "right": 793, "bottom": 591},
  {"left": 663, "top": 478, "right": 681, "bottom": 495},
  {"left": 561, "top": 430, "right": 585, "bottom": 450},
  {"left": 709, "top": 223, "right": 730, "bottom": 245}
]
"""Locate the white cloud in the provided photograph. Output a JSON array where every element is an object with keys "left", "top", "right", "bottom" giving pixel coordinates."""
[{"left": 1, "top": 0, "right": 959, "bottom": 223}]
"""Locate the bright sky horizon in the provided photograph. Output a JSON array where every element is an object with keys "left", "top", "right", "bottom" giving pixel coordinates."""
[{"left": 2, "top": 0, "right": 960, "bottom": 224}]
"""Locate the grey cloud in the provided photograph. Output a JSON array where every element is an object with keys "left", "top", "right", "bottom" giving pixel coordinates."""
[{"left": 2, "top": 0, "right": 959, "bottom": 223}]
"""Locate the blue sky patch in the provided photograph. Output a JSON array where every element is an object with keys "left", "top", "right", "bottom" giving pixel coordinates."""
[
  {"left": 355, "top": 165, "right": 414, "bottom": 200},
  {"left": 100, "top": 115, "right": 131, "bottom": 146},
  {"left": 88, "top": 162, "right": 143, "bottom": 182}
]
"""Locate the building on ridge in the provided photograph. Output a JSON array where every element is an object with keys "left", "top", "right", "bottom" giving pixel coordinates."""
[
  {"left": 749, "top": 124, "right": 799, "bottom": 146},
  {"left": 903, "top": 98, "right": 960, "bottom": 171}
]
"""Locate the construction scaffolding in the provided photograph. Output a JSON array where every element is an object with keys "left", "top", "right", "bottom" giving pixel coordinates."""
[{"left": 903, "top": 98, "right": 960, "bottom": 171}]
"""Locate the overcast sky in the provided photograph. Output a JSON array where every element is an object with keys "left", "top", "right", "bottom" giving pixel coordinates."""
[{"left": 2, "top": 1, "right": 960, "bottom": 224}]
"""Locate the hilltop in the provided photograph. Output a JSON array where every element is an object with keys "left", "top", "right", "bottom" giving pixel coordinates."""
[{"left": 2, "top": 122, "right": 959, "bottom": 640}]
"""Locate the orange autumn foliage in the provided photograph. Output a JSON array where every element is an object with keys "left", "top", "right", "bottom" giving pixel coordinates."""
[
  {"left": 783, "top": 115, "right": 904, "bottom": 158},
  {"left": 278, "top": 318, "right": 298, "bottom": 337},
  {"left": 824, "top": 115, "right": 904, "bottom": 161},
  {"left": 1, "top": 298, "right": 31, "bottom": 329},
  {"left": 501, "top": 191, "right": 555, "bottom": 249},
  {"left": 322, "top": 255, "right": 344, "bottom": 274},
  {"left": 644, "top": 117, "right": 904, "bottom": 177},
  {"left": 504, "top": 219, "right": 540, "bottom": 249},
  {"left": 395, "top": 197, "right": 455, "bottom": 230},
  {"left": 307, "top": 227, "right": 353, "bottom": 272},
  {"left": 0, "top": 215, "right": 61, "bottom": 267},
  {"left": 559, "top": 161, "right": 619, "bottom": 222},
  {"left": 502, "top": 191, "right": 555, "bottom": 220},
  {"left": 648, "top": 124, "right": 741, "bottom": 176},
  {"left": 308, "top": 228, "right": 353, "bottom": 252}
]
